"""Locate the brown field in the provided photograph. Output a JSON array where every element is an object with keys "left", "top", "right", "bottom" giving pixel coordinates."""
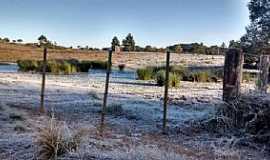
[{"left": 0, "top": 42, "right": 224, "bottom": 69}]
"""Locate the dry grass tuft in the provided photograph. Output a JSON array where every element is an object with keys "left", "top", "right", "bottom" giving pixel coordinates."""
[{"left": 35, "top": 117, "right": 87, "bottom": 160}]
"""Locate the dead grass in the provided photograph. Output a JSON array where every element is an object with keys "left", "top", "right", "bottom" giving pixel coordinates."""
[
  {"left": 9, "top": 112, "right": 24, "bottom": 121},
  {"left": 35, "top": 117, "right": 87, "bottom": 159},
  {"left": 0, "top": 43, "right": 107, "bottom": 62},
  {"left": 0, "top": 43, "right": 224, "bottom": 69}
]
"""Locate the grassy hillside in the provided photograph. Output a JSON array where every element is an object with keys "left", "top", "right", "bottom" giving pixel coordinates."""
[
  {"left": 0, "top": 42, "right": 107, "bottom": 62},
  {"left": 0, "top": 42, "right": 224, "bottom": 69}
]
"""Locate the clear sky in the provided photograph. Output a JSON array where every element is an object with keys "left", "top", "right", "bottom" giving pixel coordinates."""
[{"left": 0, "top": 0, "right": 250, "bottom": 48}]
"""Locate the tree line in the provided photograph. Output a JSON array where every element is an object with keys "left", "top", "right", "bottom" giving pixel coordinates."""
[
  {"left": 231, "top": 0, "right": 270, "bottom": 55},
  {"left": 111, "top": 33, "right": 227, "bottom": 55},
  {"left": 0, "top": 33, "right": 228, "bottom": 55}
]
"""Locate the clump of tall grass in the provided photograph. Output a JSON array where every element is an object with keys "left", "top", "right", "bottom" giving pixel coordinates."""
[
  {"left": 191, "top": 71, "right": 210, "bottom": 82},
  {"left": 137, "top": 67, "right": 153, "bottom": 80},
  {"left": 47, "top": 60, "right": 77, "bottom": 74},
  {"left": 155, "top": 70, "right": 180, "bottom": 87},
  {"left": 106, "top": 103, "right": 124, "bottom": 116},
  {"left": 169, "top": 73, "right": 180, "bottom": 88},
  {"left": 156, "top": 70, "right": 166, "bottom": 86},
  {"left": 78, "top": 61, "right": 92, "bottom": 72},
  {"left": 137, "top": 65, "right": 223, "bottom": 83},
  {"left": 17, "top": 60, "right": 40, "bottom": 72},
  {"left": 35, "top": 117, "right": 87, "bottom": 160},
  {"left": 17, "top": 59, "right": 108, "bottom": 74},
  {"left": 170, "top": 65, "right": 188, "bottom": 77},
  {"left": 90, "top": 60, "right": 107, "bottom": 69},
  {"left": 182, "top": 69, "right": 223, "bottom": 83},
  {"left": 77, "top": 60, "right": 107, "bottom": 72}
]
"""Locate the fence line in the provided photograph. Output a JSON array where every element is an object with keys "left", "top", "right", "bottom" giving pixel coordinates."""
[
  {"left": 40, "top": 47, "right": 47, "bottom": 113},
  {"left": 163, "top": 51, "right": 170, "bottom": 134},
  {"left": 14, "top": 48, "right": 267, "bottom": 133},
  {"left": 100, "top": 49, "right": 113, "bottom": 135}
]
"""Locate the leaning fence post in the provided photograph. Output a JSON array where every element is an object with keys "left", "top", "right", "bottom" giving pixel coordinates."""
[
  {"left": 258, "top": 55, "right": 270, "bottom": 94},
  {"left": 163, "top": 51, "right": 170, "bottom": 134},
  {"left": 40, "top": 47, "right": 47, "bottom": 113},
  {"left": 100, "top": 49, "right": 113, "bottom": 135},
  {"left": 223, "top": 49, "right": 244, "bottom": 102}
]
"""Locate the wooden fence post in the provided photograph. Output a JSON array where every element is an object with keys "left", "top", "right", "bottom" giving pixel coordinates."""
[
  {"left": 163, "top": 51, "right": 170, "bottom": 134},
  {"left": 100, "top": 49, "right": 113, "bottom": 135},
  {"left": 40, "top": 47, "right": 47, "bottom": 113},
  {"left": 223, "top": 49, "right": 244, "bottom": 102},
  {"left": 258, "top": 55, "right": 270, "bottom": 94}
]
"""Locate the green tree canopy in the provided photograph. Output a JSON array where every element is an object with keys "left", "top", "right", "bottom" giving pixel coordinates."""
[
  {"left": 111, "top": 36, "right": 120, "bottom": 51},
  {"left": 122, "top": 33, "right": 136, "bottom": 52},
  {"left": 167, "top": 44, "right": 183, "bottom": 53},
  {"left": 2, "top": 38, "right": 10, "bottom": 43},
  {"left": 241, "top": 0, "right": 270, "bottom": 54},
  {"left": 38, "top": 35, "right": 48, "bottom": 44}
]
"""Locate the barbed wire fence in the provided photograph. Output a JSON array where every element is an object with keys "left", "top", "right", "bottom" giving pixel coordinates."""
[{"left": 0, "top": 47, "right": 269, "bottom": 134}]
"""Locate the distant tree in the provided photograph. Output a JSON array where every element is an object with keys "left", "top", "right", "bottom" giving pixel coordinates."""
[
  {"left": 38, "top": 35, "right": 48, "bottom": 45},
  {"left": 122, "top": 33, "right": 136, "bottom": 52},
  {"left": 221, "top": 42, "right": 226, "bottom": 49},
  {"left": 229, "top": 40, "right": 241, "bottom": 49},
  {"left": 17, "top": 39, "right": 23, "bottom": 43},
  {"left": 3, "top": 38, "right": 10, "bottom": 43},
  {"left": 12, "top": 40, "right": 16, "bottom": 43},
  {"left": 157, "top": 48, "right": 166, "bottom": 53},
  {"left": 144, "top": 45, "right": 153, "bottom": 52},
  {"left": 134, "top": 45, "right": 144, "bottom": 52},
  {"left": 102, "top": 47, "right": 110, "bottom": 51},
  {"left": 241, "top": 0, "right": 270, "bottom": 54},
  {"left": 111, "top": 36, "right": 120, "bottom": 51},
  {"left": 174, "top": 45, "right": 183, "bottom": 53},
  {"left": 191, "top": 43, "right": 207, "bottom": 54},
  {"left": 167, "top": 44, "right": 183, "bottom": 53}
]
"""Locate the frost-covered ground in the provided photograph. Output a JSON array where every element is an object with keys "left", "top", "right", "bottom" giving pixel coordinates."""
[{"left": 0, "top": 71, "right": 269, "bottom": 160}]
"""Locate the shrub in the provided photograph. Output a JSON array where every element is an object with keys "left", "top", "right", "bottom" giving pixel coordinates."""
[
  {"left": 9, "top": 113, "right": 24, "bottom": 121},
  {"left": 60, "top": 61, "right": 77, "bottom": 74},
  {"left": 106, "top": 103, "right": 123, "bottom": 115},
  {"left": 28, "top": 60, "right": 77, "bottom": 75},
  {"left": 156, "top": 70, "right": 166, "bottom": 86},
  {"left": 137, "top": 68, "right": 153, "bottom": 80},
  {"left": 17, "top": 60, "right": 39, "bottom": 72},
  {"left": 14, "top": 124, "right": 27, "bottom": 132},
  {"left": 90, "top": 60, "right": 107, "bottom": 69},
  {"left": 170, "top": 65, "right": 187, "bottom": 79},
  {"left": 190, "top": 71, "right": 210, "bottom": 82},
  {"left": 47, "top": 61, "right": 61, "bottom": 74},
  {"left": 78, "top": 61, "right": 92, "bottom": 72},
  {"left": 66, "top": 59, "right": 79, "bottom": 66},
  {"left": 169, "top": 73, "right": 180, "bottom": 88},
  {"left": 36, "top": 118, "right": 86, "bottom": 160},
  {"left": 118, "top": 64, "right": 126, "bottom": 71}
]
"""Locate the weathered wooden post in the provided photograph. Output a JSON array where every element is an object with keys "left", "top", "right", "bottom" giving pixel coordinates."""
[
  {"left": 100, "top": 49, "right": 113, "bottom": 135},
  {"left": 258, "top": 55, "right": 270, "bottom": 94},
  {"left": 223, "top": 49, "right": 244, "bottom": 102},
  {"left": 40, "top": 47, "right": 47, "bottom": 113},
  {"left": 163, "top": 51, "right": 170, "bottom": 134}
]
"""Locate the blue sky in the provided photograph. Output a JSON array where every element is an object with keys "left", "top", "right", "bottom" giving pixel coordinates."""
[{"left": 0, "top": 0, "right": 250, "bottom": 48}]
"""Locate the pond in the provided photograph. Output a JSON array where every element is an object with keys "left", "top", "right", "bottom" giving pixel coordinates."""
[
  {"left": 0, "top": 64, "right": 18, "bottom": 73},
  {"left": 0, "top": 63, "right": 137, "bottom": 80},
  {"left": 89, "top": 69, "right": 137, "bottom": 80}
]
